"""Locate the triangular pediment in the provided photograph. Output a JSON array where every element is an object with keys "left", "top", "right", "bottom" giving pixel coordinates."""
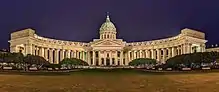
[{"left": 91, "top": 40, "right": 123, "bottom": 47}]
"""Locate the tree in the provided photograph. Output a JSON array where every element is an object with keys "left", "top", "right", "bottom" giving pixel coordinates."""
[
  {"left": 23, "top": 54, "right": 49, "bottom": 70},
  {"left": 59, "top": 58, "right": 88, "bottom": 69},
  {"left": 129, "top": 58, "right": 157, "bottom": 68},
  {"left": 0, "top": 52, "right": 24, "bottom": 65},
  {"left": 166, "top": 52, "right": 219, "bottom": 69}
]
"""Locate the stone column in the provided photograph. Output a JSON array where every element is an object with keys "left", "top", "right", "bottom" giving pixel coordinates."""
[
  {"left": 120, "top": 51, "right": 124, "bottom": 65},
  {"left": 35, "top": 47, "right": 39, "bottom": 56},
  {"left": 44, "top": 48, "right": 48, "bottom": 61},
  {"left": 38, "top": 47, "right": 42, "bottom": 56},
  {"left": 67, "top": 50, "right": 71, "bottom": 58},
  {"left": 115, "top": 51, "right": 118, "bottom": 65},
  {"left": 110, "top": 51, "right": 113, "bottom": 65},
  {"left": 183, "top": 44, "right": 187, "bottom": 54},
  {"left": 178, "top": 46, "right": 181, "bottom": 55},
  {"left": 167, "top": 48, "right": 171, "bottom": 59},
  {"left": 130, "top": 51, "right": 133, "bottom": 61},
  {"left": 25, "top": 44, "right": 33, "bottom": 55},
  {"left": 92, "top": 51, "right": 96, "bottom": 66},
  {"left": 136, "top": 50, "right": 139, "bottom": 58},
  {"left": 124, "top": 52, "right": 128, "bottom": 65},
  {"left": 78, "top": 51, "right": 81, "bottom": 59},
  {"left": 54, "top": 49, "right": 59, "bottom": 64},
  {"left": 70, "top": 50, "right": 73, "bottom": 58},
  {"left": 139, "top": 50, "right": 142, "bottom": 58},
  {"left": 60, "top": 49, "right": 64, "bottom": 61},
  {"left": 98, "top": 51, "right": 101, "bottom": 66},
  {"left": 156, "top": 49, "right": 161, "bottom": 62},
  {"left": 32, "top": 45, "right": 35, "bottom": 55},
  {"left": 146, "top": 50, "right": 149, "bottom": 58},
  {"left": 162, "top": 48, "right": 166, "bottom": 63},
  {"left": 39, "top": 47, "right": 44, "bottom": 57},
  {"left": 41, "top": 47, "right": 45, "bottom": 58},
  {"left": 172, "top": 47, "right": 176, "bottom": 57},
  {"left": 73, "top": 50, "right": 77, "bottom": 58},
  {"left": 77, "top": 51, "right": 79, "bottom": 59},
  {"left": 188, "top": 43, "right": 192, "bottom": 53},
  {"left": 87, "top": 51, "right": 90, "bottom": 65},
  {"left": 133, "top": 51, "right": 136, "bottom": 60},
  {"left": 75, "top": 50, "right": 77, "bottom": 59},
  {"left": 84, "top": 51, "right": 87, "bottom": 61},
  {"left": 49, "top": 49, "right": 53, "bottom": 63},
  {"left": 181, "top": 45, "right": 183, "bottom": 55},
  {"left": 104, "top": 51, "right": 107, "bottom": 65},
  {"left": 151, "top": 49, "right": 155, "bottom": 59},
  {"left": 80, "top": 51, "right": 83, "bottom": 60}
]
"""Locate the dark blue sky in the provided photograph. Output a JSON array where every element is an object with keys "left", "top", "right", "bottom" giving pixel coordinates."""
[{"left": 1, "top": 0, "right": 219, "bottom": 49}]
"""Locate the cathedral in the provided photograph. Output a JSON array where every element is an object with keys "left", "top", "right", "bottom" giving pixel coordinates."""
[{"left": 9, "top": 14, "right": 207, "bottom": 66}]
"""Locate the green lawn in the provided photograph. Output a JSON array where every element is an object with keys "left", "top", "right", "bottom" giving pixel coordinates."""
[{"left": 0, "top": 69, "right": 219, "bottom": 92}]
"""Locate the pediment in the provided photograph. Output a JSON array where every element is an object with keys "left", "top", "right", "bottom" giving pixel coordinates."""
[{"left": 91, "top": 40, "right": 123, "bottom": 47}]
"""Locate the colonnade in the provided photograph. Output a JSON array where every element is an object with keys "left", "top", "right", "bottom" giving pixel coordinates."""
[
  {"left": 31, "top": 45, "right": 87, "bottom": 64},
  {"left": 128, "top": 43, "right": 205, "bottom": 63},
  {"left": 22, "top": 43, "right": 205, "bottom": 65}
]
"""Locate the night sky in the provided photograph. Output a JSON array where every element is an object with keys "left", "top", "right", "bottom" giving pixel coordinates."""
[{"left": 1, "top": 0, "right": 219, "bottom": 49}]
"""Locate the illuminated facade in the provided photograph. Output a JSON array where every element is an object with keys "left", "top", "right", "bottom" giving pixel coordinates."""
[{"left": 9, "top": 14, "right": 207, "bottom": 66}]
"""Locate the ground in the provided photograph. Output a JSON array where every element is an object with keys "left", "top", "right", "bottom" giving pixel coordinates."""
[{"left": 0, "top": 69, "right": 219, "bottom": 92}]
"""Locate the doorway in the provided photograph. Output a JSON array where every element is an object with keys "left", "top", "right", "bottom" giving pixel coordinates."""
[{"left": 106, "top": 58, "right": 110, "bottom": 66}]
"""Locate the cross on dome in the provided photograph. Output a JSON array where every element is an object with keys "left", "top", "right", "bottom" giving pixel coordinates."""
[{"left": 106, "top": 12, "right": 110, "bottom": 22}]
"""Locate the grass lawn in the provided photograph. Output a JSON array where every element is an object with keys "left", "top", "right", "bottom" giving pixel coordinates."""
[{"left": 0, "top": 69, "right": 219, "bottom": 92}]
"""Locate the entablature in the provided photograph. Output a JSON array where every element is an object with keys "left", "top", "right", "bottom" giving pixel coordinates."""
[{"left": 33, "top": 34, "right": 90, "bottom": 47}]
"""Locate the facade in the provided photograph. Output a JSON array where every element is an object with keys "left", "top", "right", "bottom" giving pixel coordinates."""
[{"left": 9, "top": 15, "right": 207, "bottom": 66}]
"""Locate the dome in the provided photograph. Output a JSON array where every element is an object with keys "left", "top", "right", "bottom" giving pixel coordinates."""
[{"left": 99, "top": 15, "right": 116, "bottom": 32}]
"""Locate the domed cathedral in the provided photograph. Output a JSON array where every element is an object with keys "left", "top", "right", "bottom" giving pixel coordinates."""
[
  {"left": 9, "top": 13, "right": 207, "bottom": 66},
  {"left": 90, "top": 13, "right": 126, "bottom": 66}
]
